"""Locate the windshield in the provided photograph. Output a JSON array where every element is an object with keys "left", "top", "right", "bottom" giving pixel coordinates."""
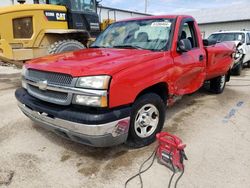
[
  {"left": 48, "top": 0, "right": 96, "bottom": 12},
  {"left": 91, "top": 19, "right": 174, "bottom": 51},
  {"left": 208, "top": 33, "right": 245, "bottom": 43}
]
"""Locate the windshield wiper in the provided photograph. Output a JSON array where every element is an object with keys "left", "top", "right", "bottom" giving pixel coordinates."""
[{"left": 113, "top": 45, "right": 145, "bottom": 50}]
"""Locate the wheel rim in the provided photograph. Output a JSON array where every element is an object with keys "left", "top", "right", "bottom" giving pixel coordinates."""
[
  {"left": 220, "top": 75, "right": 226, "bottom": 90},
  {"left": 134, "top": 104, "right": 159, "bottom": 138}
]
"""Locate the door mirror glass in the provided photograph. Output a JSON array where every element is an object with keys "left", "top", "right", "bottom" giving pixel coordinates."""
[
  {"left": 203, "top": 39, "right": 217, "bottom": 46},
  {"left": 177, "top": 39, "right": 192, "bottom": 52}
]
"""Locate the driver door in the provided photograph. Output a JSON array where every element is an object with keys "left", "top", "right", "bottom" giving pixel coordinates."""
[{"left": 172, "top": 18, "right": 206, "bottom": 95}]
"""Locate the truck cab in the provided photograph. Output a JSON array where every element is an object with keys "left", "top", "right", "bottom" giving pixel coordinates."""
[{"left": 43, "top": 0, "right": 100, "bottom": 36}]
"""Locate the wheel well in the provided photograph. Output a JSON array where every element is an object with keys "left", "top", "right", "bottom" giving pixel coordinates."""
[
  {"left": 135, "top": 82, "right": 168, "bottom": 102},
  {"left": 49, "top": 33, "right": 89, "bottom": 45},
  {"left": 39, "top": 33, "right": 89, "bottom": 48}
]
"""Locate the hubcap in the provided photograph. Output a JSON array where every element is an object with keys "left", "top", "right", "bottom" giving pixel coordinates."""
[
  {"left": 134, "top": 104, "right": 159, "bottom": 138},
  {"left": 220, "top": 75, "right": 226, "bottom": 90}
]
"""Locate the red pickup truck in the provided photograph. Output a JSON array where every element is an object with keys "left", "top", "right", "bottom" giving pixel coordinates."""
[{"left": 15, "top": 15, "right": 235, "bottom": 148}]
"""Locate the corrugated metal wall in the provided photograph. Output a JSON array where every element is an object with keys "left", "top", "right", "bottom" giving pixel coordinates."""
[
  {"left": 97, "top": 7, "right": 149, "bottom": 22},
  {"left": 0, "top": 1, "right": 149, "bottom": 23},
  {"left": 199, "top": 21, "right": 250, "bottom": 39}
]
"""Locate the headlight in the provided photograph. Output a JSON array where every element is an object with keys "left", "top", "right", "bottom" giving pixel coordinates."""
[
  {"left": 76, "top": 75, "right": 111, "bottom": 89},
  {"left": 73, "top": 95, "right": 108, "bottom": 107}
]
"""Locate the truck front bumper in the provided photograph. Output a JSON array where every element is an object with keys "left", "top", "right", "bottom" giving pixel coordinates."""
[{"left": 15, "top": 88, "right": 131, "bottom": 147}]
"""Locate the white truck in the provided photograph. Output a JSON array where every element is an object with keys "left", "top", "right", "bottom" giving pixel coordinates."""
[{"left": 208, "top": 30, "right": 250, "bottom": 75}]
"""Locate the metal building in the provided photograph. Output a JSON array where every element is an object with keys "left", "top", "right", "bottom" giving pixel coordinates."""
[
  {"left": 0, "top": 0, "right": 150, "bottom": 22},
  {"left": 187, "top": 3, "right": 250, "bottom": 39},
  {"left": 97, "top": 6, "right": 150, "bottom": 23}
]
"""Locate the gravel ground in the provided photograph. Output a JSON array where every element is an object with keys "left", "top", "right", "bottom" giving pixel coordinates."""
[{"left": 0, "top": 65, "right": 250, "bottom": 188}]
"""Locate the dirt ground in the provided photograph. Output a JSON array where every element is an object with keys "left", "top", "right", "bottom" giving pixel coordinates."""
[{"left": 0, "top": 65, "right": 250, "bottom": 188}]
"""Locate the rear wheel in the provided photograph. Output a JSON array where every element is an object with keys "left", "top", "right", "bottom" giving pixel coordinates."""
[
  {"left": 247, "top": 62, "right": 250, "bottom": 68},
  {"left": 48, "top": 39, "right": 85, "bottom": 54},
  {"left": 232, "top": 62, "right": 242, "bottom": 76},
  {"left": 210, "top": 74, "right": 226, "bottom": 94},
  {"left": 126, "top": 93, "right": 166, "bottom": 148}
]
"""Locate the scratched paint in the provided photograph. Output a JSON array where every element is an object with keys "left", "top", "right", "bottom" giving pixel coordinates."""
[{"left": 223, "top": 101, "right": 244, "bottom": 123}]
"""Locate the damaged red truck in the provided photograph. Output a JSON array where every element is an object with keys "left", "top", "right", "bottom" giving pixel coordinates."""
[{"left": 15, "top": 15, "right": 235, "bottom": 147}]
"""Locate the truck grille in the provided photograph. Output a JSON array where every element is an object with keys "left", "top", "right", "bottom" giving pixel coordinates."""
[
  {"left": 28, "top": 85, "right": 69, "bottom": 103},
  {"left": 26, "top": 69, "right": 75, "bottom": 105},
  {"left": 27, "top": 69, "right": 73, "bottom": 86}
]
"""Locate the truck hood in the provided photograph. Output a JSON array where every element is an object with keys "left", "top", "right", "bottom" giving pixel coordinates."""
[{"left": 26, "top": 48, "right": 164, "bottom": 77}]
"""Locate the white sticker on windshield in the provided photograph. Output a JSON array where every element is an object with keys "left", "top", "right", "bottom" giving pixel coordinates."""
[
  {"left": 238, "top": 35, "right": 243, "bottom": 40},
  {"left": 151, "top": 22, "right": 171, "bottom": 27}
]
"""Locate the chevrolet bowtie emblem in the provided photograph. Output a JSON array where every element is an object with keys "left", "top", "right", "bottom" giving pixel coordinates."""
[{"left": 38, "top": 80, "right": 48, "bottom": 90}]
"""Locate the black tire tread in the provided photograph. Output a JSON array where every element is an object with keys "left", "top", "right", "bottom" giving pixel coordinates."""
[
  {"left": 210, "top": 75, "right": 226, "bottom": 94},
  {"left": 126, "top": 93, "right": 166, "bottom": 148},
  {"left": 232, "top": 62, "right": 242, "bottom": 76},
  {"left": 48, "top": 39, "right": 85, "bottom": 54}
]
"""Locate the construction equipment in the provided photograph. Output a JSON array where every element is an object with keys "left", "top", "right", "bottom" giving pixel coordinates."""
[
  {"left": 100, "top": 19, "right": 115, "bottom": 31},
  {"left": 0, "top": 0, "right": 101, "bottom": 63}
]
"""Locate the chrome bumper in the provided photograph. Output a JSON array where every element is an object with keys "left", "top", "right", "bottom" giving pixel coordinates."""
[{"left": 18, "top": 102, "right": 130, "bottom": 147}]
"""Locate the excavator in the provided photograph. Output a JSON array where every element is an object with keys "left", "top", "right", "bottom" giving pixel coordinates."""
[{"left": 0, "top": 0, "right": 101, "bottom": 63}]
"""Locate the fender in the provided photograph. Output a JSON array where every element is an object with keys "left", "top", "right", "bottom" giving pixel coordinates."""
[{"left": 44, "top": 29, "right": 90, "bottom": 37}]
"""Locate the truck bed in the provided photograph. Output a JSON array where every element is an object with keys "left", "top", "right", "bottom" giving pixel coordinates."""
[{"left": 205, "top": 42, "right": 235, "bottom": 80}]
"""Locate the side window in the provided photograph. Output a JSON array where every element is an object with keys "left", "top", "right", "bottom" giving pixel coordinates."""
[
  {"left": 179, "top": 21, "right": 199, "bottom": 49},
  {"left": 13, "top": 17, "right": 33, "bottom": 39}
]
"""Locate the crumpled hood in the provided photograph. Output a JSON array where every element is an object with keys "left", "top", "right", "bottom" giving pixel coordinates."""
[{"left": 26, "top": 48, "right": 164, "bottom": 77}]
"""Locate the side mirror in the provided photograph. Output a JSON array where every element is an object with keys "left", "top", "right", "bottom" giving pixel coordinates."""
[
  {"left": 96, "top": 0, "right": 102, "bottom": 5},
  {"left": 177, "top": 39, "right": 192, "bottom": 53},
  {"left": 203, "top": 39, "right": 217, "bottom": 46}
]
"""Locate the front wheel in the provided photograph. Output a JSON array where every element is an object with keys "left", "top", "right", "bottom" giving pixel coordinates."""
[
  {"left": 126, "top": 93, "right": 166, "bottom": 148},
  {"left": 210, "top": 74, "right": 226, "bottom": 94}
]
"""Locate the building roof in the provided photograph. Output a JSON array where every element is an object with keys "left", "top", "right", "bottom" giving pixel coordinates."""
[
  {"left": 184, "top": 3, "right": 250, "bottom": 24},
  {"left": 97, "top": 5, "right": 152, "bottom": 16}
]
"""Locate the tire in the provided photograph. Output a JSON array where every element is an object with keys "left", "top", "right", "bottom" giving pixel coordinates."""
[
  {"left": 210, "top": 74, "right": 226, "bottom": 94},
  {"left": 232, "top": 62, "right": 242, "bottom": 76},
  {"left": 48, "top": 39, "right": 85, "bottom": 54},
  {"left": 247, "top": 62, "right": 250, "bottom": 68},
  {"left": 126, "top": 93, "right": 166, "bottom": 148}
]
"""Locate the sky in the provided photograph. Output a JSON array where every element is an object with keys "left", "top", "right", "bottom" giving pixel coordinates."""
[{"left": 100, "top": 0, "right": 250, "bottom": 14}]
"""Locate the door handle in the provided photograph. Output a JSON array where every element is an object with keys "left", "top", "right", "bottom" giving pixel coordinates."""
[{"left": 199, "top": 55, "right": 204, "bottom": 61}]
